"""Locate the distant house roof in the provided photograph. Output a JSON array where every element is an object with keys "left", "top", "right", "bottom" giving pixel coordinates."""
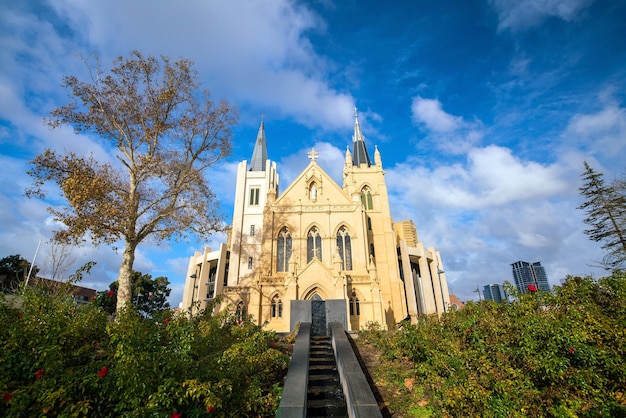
[{"left": 448, "top": 294, "right": 465, "bottom": 310}]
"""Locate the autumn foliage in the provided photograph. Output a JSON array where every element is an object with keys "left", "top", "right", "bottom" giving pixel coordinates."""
[{"left": 27, "top": 51, "right": 238, "bottom": 312}]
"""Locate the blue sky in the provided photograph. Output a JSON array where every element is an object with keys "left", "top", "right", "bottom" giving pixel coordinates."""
[{"left": 1, "top": 0, "right": 625, "bottom": 305}]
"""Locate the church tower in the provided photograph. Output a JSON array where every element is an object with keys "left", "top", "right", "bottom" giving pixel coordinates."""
[
  {"left": 229, "top": 118, "right": 279, "bottom": 287},
  {"left": 342, "top": 109, "right": 408, "bottom": 324}
]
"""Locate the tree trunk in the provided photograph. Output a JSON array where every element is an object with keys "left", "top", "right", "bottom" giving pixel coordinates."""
[{"left": 116, "top": 241, "right": 136, "bottom": 313}]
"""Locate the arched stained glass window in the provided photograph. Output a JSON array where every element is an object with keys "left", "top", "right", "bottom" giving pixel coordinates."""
[
  {"left": 277, "top": 227, "right": 292, "bottom": 272},
  {"left": 361, "top": 187, "right": 373, "bottom": 210},
  {"left": 336, "top": 226, "right": 352, "bottom": 271},
  {"left": 307, "top": 227, "right": 322, "bottom": 263}
]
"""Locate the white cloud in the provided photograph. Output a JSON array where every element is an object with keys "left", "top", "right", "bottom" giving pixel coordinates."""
[
  {"left": 388, "top": 145, "right": 568, "bottom": 210},
  {"left": 45, "top": 0, "right": 355, "bottom": 130},
  {"left": 411, "top": 97, "right": 463, "bottom": 132},
  {"left": 410, "top": 96, "right": 484, "bottom": 155},
  {"left": 489, "top": 0, "right": 594, "bottom": 32},
  {"left": 564, "top": 105, "right": 626, "bottom": 159}
]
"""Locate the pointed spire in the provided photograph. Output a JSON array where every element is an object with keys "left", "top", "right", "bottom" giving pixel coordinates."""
[
  {"left": 249, "top": 116, "right": 268, "bottom": 171},
  {"left": 352, "top": 108, "right": 371, "bottom": 167}
]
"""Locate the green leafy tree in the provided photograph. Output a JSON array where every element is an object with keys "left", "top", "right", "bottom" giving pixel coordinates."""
[
  {"left": 96, "top": 271, "right": 171, "bottom": 316},
  {"left": 26, "top": 51, "right": 238, "bottom": 313},
  {"left": 0, "top": 254, "right": 38, "bottom": 293},
  {"left": 578, "top": 161, "right": 626, "bottom": 269}
]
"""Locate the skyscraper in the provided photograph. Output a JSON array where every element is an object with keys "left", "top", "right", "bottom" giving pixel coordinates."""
[
  {"left": 511, "top": 261, "right": 550, "bottom": 294},
  {"left": 483, "top": 284, "right": 508, "bottom": 302}
]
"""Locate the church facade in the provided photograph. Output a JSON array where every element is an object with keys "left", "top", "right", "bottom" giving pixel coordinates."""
[{"left": 181, "top": 113, "right": 450, "bottom": 332}]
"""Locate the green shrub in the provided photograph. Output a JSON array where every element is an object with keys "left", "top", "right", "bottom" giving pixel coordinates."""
[
  {"left": 361, "top": 271, "right": 626, "bottom": 417},
  {"left": 0, "top": 287, "right": 290, "bottom": 417}
]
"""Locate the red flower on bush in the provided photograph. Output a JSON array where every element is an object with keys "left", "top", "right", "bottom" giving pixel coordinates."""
[
  {"left": 465, "top": 329, "right": 471, "bottom": 334},
  {"left": 106, "top": 290, "right": 115, "bottom": 297},
  {"left": 98, "top": 366, "right": 108, "bottom": 378},
  {"left": 527, "top": 284, "right": 537, "bottom": 292},
  {"left": 207, "top": 405, "right": 215, "bottom": 413},
  {"left": 270, "top": 342, "right": 275, "bottom": 348},
  {"left": 35, "top": 369, "right": 45, "bottom": 380},
  {"left": 3, "top": 392, "right": 13, "bottom": 402},
  {"left": 170, "top": 412, "right": 182, "bottom": 418},
  {"left": 568, "top": 347, "right": 575, "bottom": 354},
  {"left": 164, "top": 317, "right": 170, "bottom": 324}
]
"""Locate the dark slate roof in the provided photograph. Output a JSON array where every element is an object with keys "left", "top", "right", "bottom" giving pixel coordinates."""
[
  {"left": 249, "top": 119, "right": 268, "bottom": 171},
  {"left": 352, "top": 110, "right": 371, "bottom": 167}
]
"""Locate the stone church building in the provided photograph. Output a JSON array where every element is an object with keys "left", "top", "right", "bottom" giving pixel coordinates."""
[{"left": 182, "top": 112, "right": 449, "bottom": 332}]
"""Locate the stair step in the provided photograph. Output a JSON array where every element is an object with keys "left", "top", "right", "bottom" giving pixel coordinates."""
[{"left": 306, "top": 335, "right": 347, "bottom": 418}]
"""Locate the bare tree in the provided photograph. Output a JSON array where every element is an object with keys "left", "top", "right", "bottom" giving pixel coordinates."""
[
  {"left": 41, "top": 241, "right": 77, "bottom": 282},
  {"left": 27, "top": 51, "right": 238, "bottom": 312}
]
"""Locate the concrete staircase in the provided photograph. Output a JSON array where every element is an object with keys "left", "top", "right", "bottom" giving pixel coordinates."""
[
  {"left": 306, "top": 335, "right": 348, "bottom": 417},
  {"left": 276, "top": 322, "right": 382, "bottom": 417}
]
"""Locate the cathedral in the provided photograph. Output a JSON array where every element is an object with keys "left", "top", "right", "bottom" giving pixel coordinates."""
[{"left": 182, "top": 112, "right": 450, "bottom": 333}]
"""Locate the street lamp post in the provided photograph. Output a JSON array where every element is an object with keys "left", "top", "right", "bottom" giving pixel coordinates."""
[{"left": 437, "top": 268, "right": 447, "bottom": 313}]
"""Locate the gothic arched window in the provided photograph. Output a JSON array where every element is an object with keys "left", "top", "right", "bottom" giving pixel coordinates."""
[
  {"left": 309, "top": 182, "right": 317, "bottom": 200},
  {"left": 236, "top": 301, "right": 247, "bottom": 322},
  {"left": 349, "top": 295, "right": 360, "bottom": 316},
  {"left": 361, "top": 187, "right": 373, "bottom": 210},
  {"left": 271, "top": 295, "right": 283, "bottom": 318},
  {"left": 336, "top": 226, "right": 352, "bottom": 271},
  {"left": 277, "top": 227, "right": 292, "bottom": 272},
  {"left": 307, "top": 226, "right": 322, "bottom": 263}
]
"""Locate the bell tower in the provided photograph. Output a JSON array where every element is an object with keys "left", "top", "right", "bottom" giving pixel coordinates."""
[{"left": 228, "top": 118, "right": 279, "bottom": 286}]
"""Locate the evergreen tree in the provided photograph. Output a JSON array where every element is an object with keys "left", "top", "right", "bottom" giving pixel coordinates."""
[
  {"left": 578, "top": 162, "right": 626, "bottom": 269},
  {"left": 0, "top": 254, "right": 38, "bottom": 293},
  {"left": 96, "top": 271, "right": 171, "bottom": 316}
]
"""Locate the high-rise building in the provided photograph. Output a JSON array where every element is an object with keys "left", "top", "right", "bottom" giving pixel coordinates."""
[
  {"left": 181, "top": 112, "right": 449, "bottom": 332},
  {"left": 511, "top": 261, "right": 550, "bottom": 294},
  {"left": 483, "top": 284, "right": 507, "bottom": 302}
]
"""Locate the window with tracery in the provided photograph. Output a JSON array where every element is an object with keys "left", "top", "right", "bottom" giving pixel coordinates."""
[
  {"left": 277, "top": 227, "right": 292, "bottom": 272},
  {"left": 361, "top": 187, "right": 373, "bottom": 210},
  {"left": 336, "top": 226, "right": 352, "bottom": 270},
  {"left": 307, "top": 227, "right": 322, "bottom": 263},
  {"left": 349, "top": 296, "right": 360, "bottom": 316},
  {"left": 271, "top": 295, "right": 283, "bottom": 318},
  {"left": 235, "top": 301, "right": 247, "bottom": 322}
]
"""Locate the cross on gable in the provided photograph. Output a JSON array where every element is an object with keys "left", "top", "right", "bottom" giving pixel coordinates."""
[{"left": 307, "top": 147, "right": 319, "bottom": 161}]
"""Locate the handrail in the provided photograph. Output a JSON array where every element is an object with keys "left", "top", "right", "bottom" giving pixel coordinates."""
[
  {"left": 330, "top": 322, "right": 382, "bottom": 417},
  {"left": 276, "top": 322, "right": 311, "bottom": 418}
]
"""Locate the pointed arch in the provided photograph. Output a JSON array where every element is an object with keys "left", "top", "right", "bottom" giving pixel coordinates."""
[
  {"left": 361, "top": 186, "right": 373, "bottom": 210},
  {"left": 271, "top": 294, "right": 283, "bottom": 318},
  {"left": 302, "top": 287, "right": 327, "bottom": 301},
  {"left": 309, "top": 181, "right": 318, "bottom": 201},
  {"left": 235, "top": 301, "right": 247, "bottom": 322},
  {"left": 307, "top": 225, "right": 322, "bottom": 263},
  {"left": 349, "top": 291, "right": 361, "bottom": 316},
  {"left": 336, "top": 225, "right": 353, "bottom": 271},
  {"left": 277, "top": 227, "right": 292, "bottom": 272}
]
